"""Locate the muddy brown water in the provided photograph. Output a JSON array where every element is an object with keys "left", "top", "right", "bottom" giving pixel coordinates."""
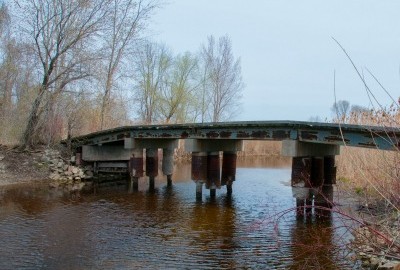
[{"left": 0, "top": 158, "right": 357, "bottom": 269}]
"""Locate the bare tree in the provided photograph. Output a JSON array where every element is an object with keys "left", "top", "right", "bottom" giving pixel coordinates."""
[
  {"left": 133, "top": 41, "right": 171, "bottom": 123},
  {"left": 350, "top": 104, "right": 369, "bottom": 114},
  {"left": 16, "top": 0, "right": 110, "bottom": 148},
  {"left": 99, "top": 0, "right": 158, "bottom": 130},
  {"left": 200, "top": 35, "right": 244, "bottom": 122},
  {"left": 331, "top": 100, "right": 350, "bottom": 120}
]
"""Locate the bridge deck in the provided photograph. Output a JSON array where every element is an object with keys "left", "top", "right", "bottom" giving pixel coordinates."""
[{"left": 68, "top": 121, "right": 400, "bottom": 151}]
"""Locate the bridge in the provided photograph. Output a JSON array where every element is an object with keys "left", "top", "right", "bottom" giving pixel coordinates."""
[{"left": 67, "top": 121, "right": 399, "bottom": 217}]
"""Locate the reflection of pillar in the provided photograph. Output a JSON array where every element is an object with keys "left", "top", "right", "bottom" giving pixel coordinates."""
[
  {"left": 315, "top": 185, "right": 334, "bottom": 219},
  {"left": 311, "top": 157, "right": 324, "bottom": 187},
  {"left": 162, "top": 148, "right": 174, "bottom": 187},
  {"left": 196, "top": 181, "right": 203, "bottom": 201},
  {"left": 146, "top": 148, "right": 158, "bottom": 190},
  {"left": 324, "top": 156, "right": 336, "bottom": 185},
  {"left": 207, "top": 152, "right": 220, "bottom": 198},
  {"left": 192, "top": 152, "right": 207, "bottom": 200},
  {"left": 222, "top": 151, "right": 237, "bottom": 196},
  {"left": 129, "top": 149, "right": 144, "bottom": 191}
]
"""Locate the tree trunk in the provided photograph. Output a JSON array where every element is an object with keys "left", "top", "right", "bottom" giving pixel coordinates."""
[{"left": 21, "top": 88, "right": 46, "bottom": 148}]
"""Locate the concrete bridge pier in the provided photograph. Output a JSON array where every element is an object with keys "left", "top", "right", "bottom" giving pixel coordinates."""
[
  {"left": 162, "top": 148, "right": 174, "bottom": 187},
  {"left": 146, "top": 148, "right": 158, "bottom": 190},
  {"left": 282, "top": 140, "right": 339, "bottom": 218},
  {"left": 128, "top": 149, "right": 144, "bottom": 191}
]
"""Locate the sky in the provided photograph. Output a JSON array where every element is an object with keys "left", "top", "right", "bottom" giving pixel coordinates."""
[{"left": 150, "top": 0, "right": 400, "bottom": 122}]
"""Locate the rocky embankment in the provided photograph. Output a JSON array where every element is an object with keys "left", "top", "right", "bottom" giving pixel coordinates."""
[
  {"left": 351, "top": 220, "right": 400, "bottom": 269},
  {"left": 42, "top": 149, "right": 93, "bottom": 191},
  {"left": 0, "top": 146, "right": 95, "bottom": 191}
]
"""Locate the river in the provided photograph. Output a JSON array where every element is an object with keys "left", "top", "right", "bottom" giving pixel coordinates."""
[{"left": 0, "top": 157, "right": 357, "bottom": 269}]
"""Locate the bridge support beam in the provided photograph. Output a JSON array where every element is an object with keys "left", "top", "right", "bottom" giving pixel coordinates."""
[
  {"left": 186, "top": 139, "right": 243, "bottom": 199},
  {"left": 282, "top": 140, "right": 339, "bottom": 219}
]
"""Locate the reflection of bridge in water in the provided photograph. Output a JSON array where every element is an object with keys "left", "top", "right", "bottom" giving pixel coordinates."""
[{"left": 67, "top": 121, "right": 400, "bottom": 218}]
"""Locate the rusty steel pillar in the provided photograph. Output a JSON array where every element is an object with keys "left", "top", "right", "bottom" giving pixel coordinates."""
[
  {"left": 192, "top": 152, "right": 207, "bottom": 200},
  {"left": 128, "top": 149, "right": 144, "bottom": 191},
  {"left": 207, "top": 152, "right": 221, "bottom": 194},
  {"left": 291, "top": 157, "right": 312, "bottom": 187},
  {"left": 222, "top": 151, "right": 237, "bottom": 196},
  {"left": 324, "top": 156, "right": 337, "bottom": 185},
  {"left": 191, "top": 152, "right": 207, "bottom": 180},
  {"left": 311, "top": 157, "right": 324, "bottom": 188},
  {"left": 146, "top": 148, "right": 158, "bottom": 190},
  {"left": 162, "top": 148, "right": 174, "bottom": 187}
]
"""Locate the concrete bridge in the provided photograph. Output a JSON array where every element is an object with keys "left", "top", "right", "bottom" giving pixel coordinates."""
[{"left": 68, "top": 121, "right": 399, "bottom": 216}]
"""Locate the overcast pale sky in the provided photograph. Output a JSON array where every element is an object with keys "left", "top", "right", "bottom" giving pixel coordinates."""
[{"left": 151, "top": 1, "right": 400, "bottom": 121}]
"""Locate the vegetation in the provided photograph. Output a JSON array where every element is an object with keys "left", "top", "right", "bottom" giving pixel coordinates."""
[
  {"left": 329, "top": 71, "right": 400, "bottom": 269},
  {"left": 0, "top": 0, "right": 243, "bottom": 147},
  {"left": 331, "top": 100, "right": 400, "bottom": 209}
]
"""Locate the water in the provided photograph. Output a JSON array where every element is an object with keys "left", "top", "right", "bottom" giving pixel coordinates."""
[{"left": 0, "top": 158, "right": 356, "bottom": 269}]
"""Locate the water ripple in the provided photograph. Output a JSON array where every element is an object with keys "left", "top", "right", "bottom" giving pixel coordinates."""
[{"left": 0, "top": 164, "right": 355, "bottom": 269}]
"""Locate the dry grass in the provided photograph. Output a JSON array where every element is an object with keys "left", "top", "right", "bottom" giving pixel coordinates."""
[
  {"left": 335, "top": 106, "right": 400, "bottom": 209},
  {"left": 334, "top": 106, "right": 400, "bottom": 266}
]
